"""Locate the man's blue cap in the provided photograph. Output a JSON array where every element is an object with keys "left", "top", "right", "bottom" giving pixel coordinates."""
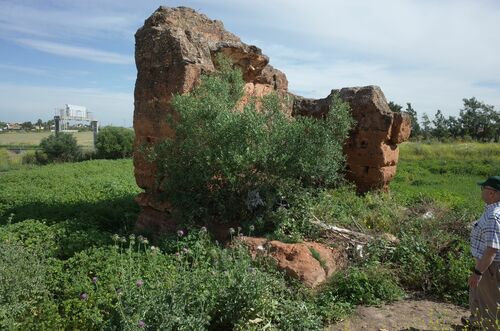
[{"left": 477, "top": 176, "right": 500, "bottom": 191}]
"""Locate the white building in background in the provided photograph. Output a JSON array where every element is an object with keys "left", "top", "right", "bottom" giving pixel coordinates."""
[{"left": 55, "top": 104, "right": 94, "bottom": 131}]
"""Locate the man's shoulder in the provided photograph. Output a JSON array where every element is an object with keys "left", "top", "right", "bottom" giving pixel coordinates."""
[
  {"left": 488, "top": 207, "right": 500, "bottom": 229},
  {"left": 492, "top": 204, "right": 500, "bottom": 219}
]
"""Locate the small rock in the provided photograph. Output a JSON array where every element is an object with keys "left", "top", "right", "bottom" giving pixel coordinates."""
[{"left": 238, "top": 237, "right": 347, "bottom": 287}]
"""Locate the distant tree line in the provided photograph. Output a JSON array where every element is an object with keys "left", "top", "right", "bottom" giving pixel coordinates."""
[
  {"left": 0, "top": 119, "right": 91, "bottom": 132},
  {"left": 389, "top": 97, "right": 500, "bottom": 142}
]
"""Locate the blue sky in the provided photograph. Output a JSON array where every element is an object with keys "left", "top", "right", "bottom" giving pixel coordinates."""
[{"left": 1, "top": 0, "right": 499, "bottom": 126}]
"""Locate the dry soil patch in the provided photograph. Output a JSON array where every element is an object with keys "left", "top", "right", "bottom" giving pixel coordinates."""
[{"left": 328, "top": 299, "right": 468, "bottom": 331}]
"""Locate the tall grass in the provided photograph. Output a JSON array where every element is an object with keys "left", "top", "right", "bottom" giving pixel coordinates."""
[
  {"left": 0, "top": 131, "right": 94, "bottom": 148},
  {"left": 400, "top": 141, "right": 500, "bottom": 162},
  {"left": 392, "top": 142, "right": 500, "bottom": 212},
  {"left": 0, "top": 148, "right": 23, "bottom": 172}
]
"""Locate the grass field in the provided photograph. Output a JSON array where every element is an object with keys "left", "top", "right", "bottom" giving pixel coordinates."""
[
  {"left": 397, "top": 141, "right": 499, "bottom": 209},
  {"left": 0, "top": 131, "right": 94, "bottom": 148},
  {"left": 393, "top": 141, "right": 500, "bottom": 212},
  {"left": 0, "top": 142, "right": 498, "bottom": 329},
  {"left": 0, "top": 131, "right": 95, "bottom": 171}
]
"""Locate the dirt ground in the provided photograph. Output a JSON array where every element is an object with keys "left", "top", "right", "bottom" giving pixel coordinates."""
[{"left": 328, "top": 299, "right": 469, "bottom": 331}]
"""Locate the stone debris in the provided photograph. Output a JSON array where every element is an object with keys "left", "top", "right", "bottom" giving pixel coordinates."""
[{"left": 238, "top": 236, "right": 348, "bottom": 288}]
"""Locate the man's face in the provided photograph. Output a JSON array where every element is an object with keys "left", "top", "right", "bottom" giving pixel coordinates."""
[{"left": 481, "top": 186, "right": 500, "bottom": 204}]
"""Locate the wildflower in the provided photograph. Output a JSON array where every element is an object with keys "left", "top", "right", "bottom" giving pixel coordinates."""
[
  {"left": 138, "top": 320, "right": 145, "bottom": 328},
  {"left": 249, "top": 225, "right": 255, "bottom": 232},
  {"left": 80, "top": 292, "right": 88, "bottom": 301},
  {"left": 129, "top": 234, "right": 136, "bottom": 241},
  {"left": 175, "top": 252, "right": 180, "bottom": 257},
  {"left": 92, "top": 276, "right": 98, "bottom": 284},
  {"left": 256, "top": 245, "right": 265, "bottom": 252},
  {"left": 120, "top": 236, "right": 127, "bottom": 243},
  {"left": 137, "top": 235, "right": 145, "bottom": 243},
  {"left": 136, "top": 279, "right": 144, "bottom": 288},
  {"left": 111, "top": 234, "right": 120, "bottom": 242},
  {"left": 200, "top": 226, "right": 207, "bottom": 233},
  {"left": 182, "top": 247, "right": 189, "bottom": 254},
  {"left": 229, "top": 227, "right": 236, "bottom": 235},
  {"left": 143, "top": 239, "right": 149, "bottom": 245},
  {"left": 177, "top": 229, "right": 184, "bottom": 237}
]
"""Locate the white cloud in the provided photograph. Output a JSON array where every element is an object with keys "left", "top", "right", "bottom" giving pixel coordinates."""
[
  {"left": 0, "top": 64, "right": 48, "bottom": 75},
  {"left": 1, "top": 0, "right": 499, "bottom": 123},
  {"left": 227, "top": 0, "right": 500, "bottom": 116},
  {"left": 16, "top": 39, "right": 133, "bottom": 64},
  {"left": 0, "top": 1, "right": 138, "bottom": 40}
]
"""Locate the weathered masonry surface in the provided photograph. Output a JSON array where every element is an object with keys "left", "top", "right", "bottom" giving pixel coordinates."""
[{"left": 133, "top": 6, "right": 411, "bottom": 232}]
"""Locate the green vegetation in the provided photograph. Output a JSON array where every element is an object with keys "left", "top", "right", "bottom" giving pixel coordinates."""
[
  {"left": 37, "top": 133, "right": 82, "bottom": 164},
  {"left": 0, "top": 148, "right": 23, "bottom": 172},
  {"left": 0, "top": 131, "right": 94, "bottom": 149},
  {"left": 0, "top": 62, "right": 497, "bottom": 328},
  {"left": 0, "top": 141, "right": 496, "bottom": 328},
  {"left": 393, "top": 141, "right": 500, "bottom": 211},
  {"left": 392, "top": 97, "right": 500, "bottom": 141},
  {"left": 95, "top": 126, "right": 134, "bottom": 159},
  {"left": 152, "top": 57, "right": 353, "bottom": 230}
]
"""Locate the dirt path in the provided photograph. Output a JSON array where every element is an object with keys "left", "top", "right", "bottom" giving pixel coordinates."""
[{"left": 328, "top": 299, "right": 469, "bottom": 331}]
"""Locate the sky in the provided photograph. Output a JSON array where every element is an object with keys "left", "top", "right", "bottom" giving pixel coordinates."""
[{"left": 1, "top": 0, "right": 499, "bottom": 126}]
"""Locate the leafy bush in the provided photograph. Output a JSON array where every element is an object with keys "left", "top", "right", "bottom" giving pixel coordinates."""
[
  {"left": 37, "top": 133, "right": 81, "bottom": 163},
  {"left": 359, "top": 204, "right": 473, "bottom": 306},
  {"left": 326, "top": 264, "right": 404, "bottom": 306},
  {"left": 389, "top": 226, "right": 471, "bottom": 306},
  {"left": 310, "top": 186, "right": 406, "bottom": 233},
  {"left": 0, "top": 148, "right": 22, "bottom": 171},
  {"left": 56, "top": 231, "right": 324, "bottom": 330},
  {"left": 0, "top": 219, "right": 59, "bottom": 257},
  {"left": 152, "top": 57, "right": 353, "bottom": 228},
  {"left": 21, "top": 150, "right": 37, "bottom": 164},
  {"left": 0, "top": 241, "right": 63, "bottom": 330},
  {"left": 95, "top": 126, "right": 134, "bottom": 159}
]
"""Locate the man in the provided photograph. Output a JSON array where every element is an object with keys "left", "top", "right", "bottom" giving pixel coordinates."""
[{"left": 464, "top": 175, "right": 500, "bottom": 330}]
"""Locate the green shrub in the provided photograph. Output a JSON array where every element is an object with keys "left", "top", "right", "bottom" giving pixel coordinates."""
[
  {"left": 357, "top": 204, "right": 473, "bottom": 306},
  {"left": 0, "top": 241, "right": 63, "bottom": 330},
  {"left": 327, "top": 264, "right": 404, "bottom": 306},
  {"left": 263, "top": 190, "right": 324, "bottom": 242},
  {"left": 389, "top": 230, "right": 471, "bottom": 306},
  {"left": 95, "top": 126, "right": 134, "bottom": 159},
  {"left": 0, "top": 148, "right": 22, "bottom": 171},
  {"left": 0, "top": 219, "right": 59, "bottom": 257},
  {"left": 21, "top": 151, "right": 37, "bottom": 164},
  {"left": 56, "top": 231, "right": 324, "bottom": 330},
  {"left": 38, "top": 133, "right": 81, "bottom": 163},
  {"left": 152, "top": 56, "right": 353, "bottom": 229}
]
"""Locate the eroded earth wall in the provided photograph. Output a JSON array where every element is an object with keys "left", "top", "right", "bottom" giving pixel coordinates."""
[{"left": 133, "top": 6, "right": 411, "bottom": 231}]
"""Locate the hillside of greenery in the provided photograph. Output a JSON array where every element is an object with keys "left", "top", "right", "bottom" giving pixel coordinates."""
[
  {"left": 0, "top": 141, "right": 498, "bottom": 329},
  {"left": 1, "top": 61, "right": 498, "bottom": 330}
]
